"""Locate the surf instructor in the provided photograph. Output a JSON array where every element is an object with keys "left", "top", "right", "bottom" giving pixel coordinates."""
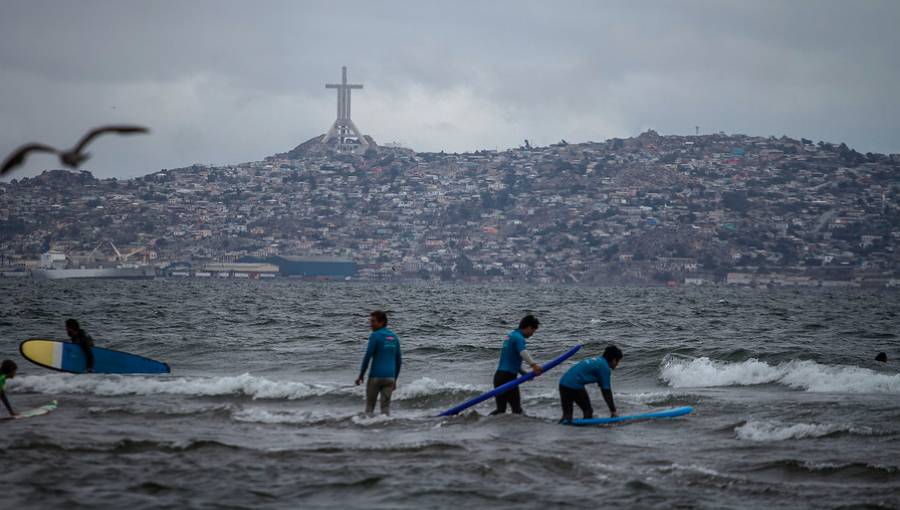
[
  {"left": 355, "top": 310, "right": 402, "bottom": 415},
  {"left": 490, "top": 314, "right": 543, "bottom": 415}
]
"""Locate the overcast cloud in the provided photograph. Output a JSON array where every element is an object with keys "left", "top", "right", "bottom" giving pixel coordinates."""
[{"left": 2, "top": 0, "right": 898, "bottom": 180}]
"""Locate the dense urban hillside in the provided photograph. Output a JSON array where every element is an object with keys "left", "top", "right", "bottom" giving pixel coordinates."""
[{"left": 2, "top": 130, "right": 899, "bottom": 286}]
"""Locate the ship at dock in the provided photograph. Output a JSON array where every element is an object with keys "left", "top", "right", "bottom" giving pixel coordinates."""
[{"left": 31, "top": 242, "right": 155, "bottom": 280}]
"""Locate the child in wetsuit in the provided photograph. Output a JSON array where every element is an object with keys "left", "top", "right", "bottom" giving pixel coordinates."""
[
  {"left": 1, "top": 359, "right": 17, "bottom": 417},
  {"left": 65, "top": 318, "right": 94, "bottom": 373}
]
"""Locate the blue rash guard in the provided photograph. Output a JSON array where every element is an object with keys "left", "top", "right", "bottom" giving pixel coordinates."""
[
  {"left": 496, "top": 329, "right": 528, "bottom": 374},
  {"left": 559, "top": 356, "right": 612, "bottom": 390},
  {"left": 358, "top": 327, "right": 402, "bottom": 379}
]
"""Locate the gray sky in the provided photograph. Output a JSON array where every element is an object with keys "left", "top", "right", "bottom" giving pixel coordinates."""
[{"left": 2, "top": 0, "right": 898, "bottom": 180}]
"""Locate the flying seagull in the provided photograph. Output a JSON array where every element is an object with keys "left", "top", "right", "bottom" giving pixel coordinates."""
[{"left": 1, "top": 125, "right": 150, "bottom": 176}]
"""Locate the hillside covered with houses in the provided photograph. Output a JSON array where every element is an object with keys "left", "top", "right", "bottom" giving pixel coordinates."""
[{"left": 2, "top": 130, "right": 899, "bottom": 288}]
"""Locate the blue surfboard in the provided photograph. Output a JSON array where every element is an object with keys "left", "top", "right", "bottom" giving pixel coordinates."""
[
  {"left": 20, "top": 340, "right": 170, "bottom": 374},
  {"left": 567, "top": 406, "right": 693, "bottom": 425},
  {"left": 435, "top": 344, "right": 581, "bottom": 417}
]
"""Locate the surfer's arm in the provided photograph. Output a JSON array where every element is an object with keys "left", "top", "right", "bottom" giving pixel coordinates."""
[
  {"left": 0, "top": 390, "right": 13, "bottom": 416},
  {"left": 357, "top": 338, "right": 377, "bottom": 382},
  {"left": 357, "top": 355, "right": 371, "bottom": 381},
  {"left": 519, "top": 350, "right": 542, "bottom": 376},
  {"left": 600, "top": 387, "right": 618, "bottom": 417}
]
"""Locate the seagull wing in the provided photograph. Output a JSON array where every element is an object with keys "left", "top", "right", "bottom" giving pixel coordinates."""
[
  {"left": 71, "top": 125, "right": 150, "bottom": 155},
  {"left": 0, "top": 143, "right": 58, "bottom": 176}
]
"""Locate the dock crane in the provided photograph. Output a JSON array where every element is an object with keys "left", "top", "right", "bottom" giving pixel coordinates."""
[
  {"left": 86, "top": 240, "right": 143, "bottom": 262},
  {"left": 108, "top": 241, "right": 143, "bottom": 261}
]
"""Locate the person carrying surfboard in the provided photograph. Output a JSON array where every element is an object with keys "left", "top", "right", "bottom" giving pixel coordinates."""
[
  {"left": 490, "top": 314, "right": 543, "bottom": 415},
  {"left": 355, "top": 310, "right": 402, "bottom": 415},
  {"left": 557, "top": 345, "right": 623, "bottom": 424},
  {"left": 65, "top": 319, "right": 94, "bottom": 374},
  {"left": 1, "top": 359, "right": 17, "bottom": 417}
]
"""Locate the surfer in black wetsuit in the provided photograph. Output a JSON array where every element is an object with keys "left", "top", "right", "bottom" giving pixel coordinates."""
[
  {"left": 65, "top": 318, "right": 94, "bottom": 373},
  {"left": 558, "top": 346, "right": 623, "bottom": 424},
  {"left": 1, "top": 359, "right": 17, "bottom": 417},
  {"left": 490, "top": 315, "right": 543, "bottom": 415}
]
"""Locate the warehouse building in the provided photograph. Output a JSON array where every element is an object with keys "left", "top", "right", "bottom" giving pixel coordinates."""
[{"left": 238, "top": 255, "right": 357, "bottom": 279}]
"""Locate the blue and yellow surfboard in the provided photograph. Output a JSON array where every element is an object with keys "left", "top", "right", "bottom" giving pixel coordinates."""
[{"left": 20, "top": 340, "right": 170, "bottom": 374}]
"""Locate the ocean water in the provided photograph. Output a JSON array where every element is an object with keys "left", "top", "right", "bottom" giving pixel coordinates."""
[{"left": 1, "top": 280, "right": 898, "bottom": 510}]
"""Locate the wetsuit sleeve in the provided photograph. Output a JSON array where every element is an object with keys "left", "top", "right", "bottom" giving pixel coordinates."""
[
  {"left": 600, "top": 388, "right": 616, "bottom": 415},
  {"left": 358, "top": 335, "right": 378, "bottom": 378},
  {"left": 1, "top": 390, "right": 13, "bottom": 415},
  {"left": 81, "top": 343, "right": 94, "bottom": 372},
  {"left": 72, "top": 331, "right": 94, "bottom": 372},
  {"left": 520, "top": 350, "right": 536, "bottom": 366}
]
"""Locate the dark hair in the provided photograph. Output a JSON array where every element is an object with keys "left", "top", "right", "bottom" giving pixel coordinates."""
[
  {"left": 1, "top": 359, "right": 17, "bottom": 376},
  {"left": 370, "top": 310, "right": 388, "bottom": 327},
  {"left": 602, "top": 345, "right": 623, "bottom": 363},
  {"left": 65, "top": 318, "right": 80, "bottom": 330},
  {"left": 518, "top": 315, "right": 540, "bottom": 330},
  {"left": 875, "top": 352, "right": 887, "bottom": 362}
]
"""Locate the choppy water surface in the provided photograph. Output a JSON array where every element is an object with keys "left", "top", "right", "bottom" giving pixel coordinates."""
[{"left": 1, "top": 280, "right": 898, "bottom": 509}]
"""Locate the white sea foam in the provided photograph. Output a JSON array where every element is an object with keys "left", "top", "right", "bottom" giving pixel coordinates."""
[
  {"left": 660, "top": 355, "right": 900, "bottom": 394},
  {"left": 627, "top": 391, "right": 688, "bottom": 404},
  {"left": 393, "top": 377, "right": 486, "bottom": 399},
  {"left": 12, "top": 373, "right": 488, "bottom": 402},
  {"left": 232, "top": 407, "right": 347, "bottom": 424},
  {"left": 735, "top": 420, "right": 874, "bottom": 442},
  {"left": 350, "top": 413, "right": 397, "bottom": 426},
  {"left": 87, "top": 402, "right": 236, "bottom": 416},
  {"left": 664, "top": 463, "right": 730, "bottom": 479},
  {"left": 532, "top": 388, "right": 562, "bottom": 400},
  {"left": 13, "top": 373, "right": 351, "bottom": 400},
  {"left": 232, "top": 404, "right": 437, "bottom": 425}
]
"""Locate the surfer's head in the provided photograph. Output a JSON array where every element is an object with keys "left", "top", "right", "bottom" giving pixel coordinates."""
[
  {"left": 876, "top": 352, "right": 887, "bottom": 362},
  {"left": 370, "top": 310, "right": 388, "bottom": 330},
  {"left": 602, "top": 345, "right": 623, "bottom": 369},
  {"left": 518, "top": 315, "right": 540, "bottom": 338},
  {"left": 66, "top": 319, "right": 81, "bottom": 336},
  {"left": 0, "top": 359, "right": 16, "bottom": 378},
  {"left": 518, "top": 315, "right": 540, "bottom": 331}
]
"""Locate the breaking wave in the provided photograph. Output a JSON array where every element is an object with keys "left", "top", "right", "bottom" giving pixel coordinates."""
[
  {"left": 735, "top": 420, "right": 877, "bottom": 441},
  {"left": 659, "top": 355, "right": 900, "bottom": 393},
  {"left": 11, "top": 373, "right": 490, "bottom": 402}
]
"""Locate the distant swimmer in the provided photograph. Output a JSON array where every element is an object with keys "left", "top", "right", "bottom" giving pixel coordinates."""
[
  {"left": 65, "top": 319, "right": 94, "bottom": 374},
  {"left": 558, "top": 346, "right": 623, "bottom": 424},
  {"left": 355, "top": 310, "right": 402, "bottom": 415},
  {"left": 0, "top": 125, "right": 149, "bottom": 176},
  {"left": 490, "top": 314, "right": 543, "bottom": 415},
  {"left": 875, "top": 352, "right": 887, "bottom": 362},
  {"left": 1, "top": 360, "right": 17, "bottom": 417}
]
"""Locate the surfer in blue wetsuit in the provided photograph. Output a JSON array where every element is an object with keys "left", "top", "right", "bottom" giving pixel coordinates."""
[
  {"left": 558, "top": 345, "right": 623, "bottom": 424},
  {"left": 1, "top": 359, "right": 17, "bottom": 417},
  {"left": 490, "top": 314, "right": 543, "bottom": 415},
  {"left": 355, "top": 310, "right": 402, "bottom": 415},
  {"left": 65, "top": 318, "right": 94, "bottom": 373}
]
